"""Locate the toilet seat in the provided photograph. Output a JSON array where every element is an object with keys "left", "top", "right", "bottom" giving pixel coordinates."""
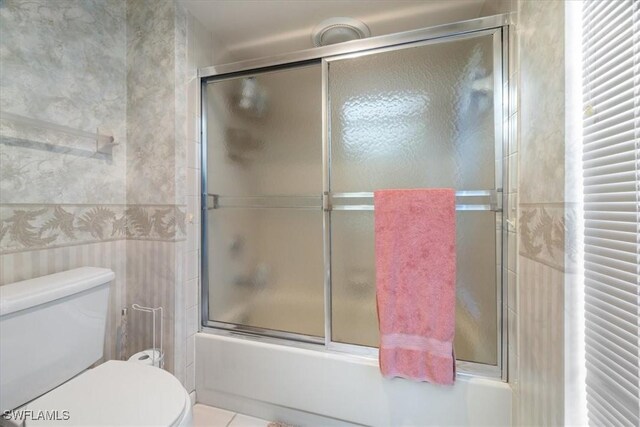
[{"left": 25, "top": 361, "right": 191, "bottom": 426}]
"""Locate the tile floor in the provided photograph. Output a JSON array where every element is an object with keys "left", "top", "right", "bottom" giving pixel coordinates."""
[{"left": 193, "top": 404, "right": 274, "bottom": 427}]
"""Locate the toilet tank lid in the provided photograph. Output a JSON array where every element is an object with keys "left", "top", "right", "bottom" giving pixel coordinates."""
[{"left": 0, "top": 267, "right": 114, "bottom": 316}]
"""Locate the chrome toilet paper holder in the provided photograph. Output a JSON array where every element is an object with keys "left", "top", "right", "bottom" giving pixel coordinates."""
[{"left": 131, "top": 303, "right": 164, "bottom": 368}]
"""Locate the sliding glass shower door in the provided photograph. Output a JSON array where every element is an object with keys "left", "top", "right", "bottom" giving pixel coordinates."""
[
  {"left": 202, "top": 24, "right": 506, "bottom": 371},
  {"left": 328, "top": 35, "right": 500, "bottom": 365},
  {"left": 204, "top": 64, "right": 326, "bottom": 338}
]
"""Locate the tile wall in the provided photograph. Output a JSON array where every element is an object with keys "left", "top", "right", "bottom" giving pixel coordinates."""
[{"left": 183, "top": 10, "right": 214, "bottom": 394}]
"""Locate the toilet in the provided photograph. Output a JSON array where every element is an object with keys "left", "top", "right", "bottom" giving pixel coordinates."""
[{"left": 0, "top": 267, "right": 193, "bottom": 427}]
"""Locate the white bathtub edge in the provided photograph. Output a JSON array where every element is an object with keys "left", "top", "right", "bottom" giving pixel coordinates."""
[{"left": 196, "top": 332, "right": 512, "bottom": 426}]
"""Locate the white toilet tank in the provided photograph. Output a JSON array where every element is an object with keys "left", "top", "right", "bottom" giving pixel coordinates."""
[{"left": 0, "top": 267, "right": 114, "bottom": 412}]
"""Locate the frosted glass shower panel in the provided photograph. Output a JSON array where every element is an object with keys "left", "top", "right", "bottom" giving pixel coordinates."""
[
  {"left": 205, "top": 63, "right": 325, "bottom": 338},
  {"left": 331, "top": 211, "right": 498, "bottom": 365},
  {"left": 329, "top": 35, "right": 496, "bottom": 192},
  {"left": 206, "top": 64, "right": 322, "bottom": 196},
  {"left": 330, "top": 211, "right": 378, "bottom": 347},
  {"left": 207, "top": 208, "right": 325, "bottom": 337},
  {"left": 453, "top": 211, "right": 498, "bottom": 364},
  {"left": 328, "top": 35, "right": 500, "bottom": 365}
]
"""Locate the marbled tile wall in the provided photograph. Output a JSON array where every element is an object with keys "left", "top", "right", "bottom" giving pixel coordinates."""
[
  {"left": 515, "top": 0, "right": 567, "bottom": 425},
  {"left": 0, "top": 0, "right": 128, "bottom": 361}
]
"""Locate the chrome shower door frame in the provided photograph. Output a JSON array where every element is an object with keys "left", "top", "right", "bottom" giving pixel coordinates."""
[{"left": 200, "top": 13, "right": 513, "bottom": 380}]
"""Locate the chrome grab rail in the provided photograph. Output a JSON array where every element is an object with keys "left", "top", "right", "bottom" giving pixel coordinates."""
[
  {"left": 206, "top": 194, "right": 322, "bottom": 210},
  {"left": 206, "top": 190, "right": 502, "bottom": 212}
]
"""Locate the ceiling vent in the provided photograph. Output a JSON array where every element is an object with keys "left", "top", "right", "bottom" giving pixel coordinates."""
[{"left": 312, "top": 17, "right": 371, "bottom": 47}]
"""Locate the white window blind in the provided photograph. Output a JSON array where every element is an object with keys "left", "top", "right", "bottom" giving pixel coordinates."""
[{"left": 582, "top": 1, "right": 639, "bottom": 426}]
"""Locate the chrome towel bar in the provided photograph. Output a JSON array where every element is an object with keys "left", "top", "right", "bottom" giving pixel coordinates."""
[{"left": 206, "top": 190, "right": 502, "bottom": 212}]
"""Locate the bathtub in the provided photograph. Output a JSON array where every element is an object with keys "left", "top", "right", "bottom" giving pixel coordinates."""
[{"left": 195, "top": 332, "right": 511, "bottom": 426}]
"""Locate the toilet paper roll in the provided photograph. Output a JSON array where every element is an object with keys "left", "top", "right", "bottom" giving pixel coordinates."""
[{"left": 128, "top": 349, "right": 164, "bottom": 368}]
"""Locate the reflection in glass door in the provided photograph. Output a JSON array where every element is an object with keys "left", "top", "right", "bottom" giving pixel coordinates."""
[{"left": 202, "top": 27, "right": 505, "bottom": 370}]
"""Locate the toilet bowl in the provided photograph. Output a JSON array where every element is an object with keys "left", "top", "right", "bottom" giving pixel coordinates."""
[{"left": 23, "top": 361, "right": 193, "bottom": 427}]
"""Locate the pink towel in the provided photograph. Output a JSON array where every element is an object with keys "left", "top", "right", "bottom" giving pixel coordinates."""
[{"left": 374, "top": 188, "right": 456, "bottom": 385}]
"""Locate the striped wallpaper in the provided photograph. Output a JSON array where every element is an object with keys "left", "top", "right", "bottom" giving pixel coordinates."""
[
  {"left": 126, "top": 239, "right": 182, "bottom": 374},
  {"left": 517, "top": 255, "right": 564, "bottom": 425},
  {"left": 0, "top": 238, "right": 184, "bottom": 375}
]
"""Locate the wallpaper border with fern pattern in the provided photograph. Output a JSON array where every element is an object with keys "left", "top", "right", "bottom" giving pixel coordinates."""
[
  {"left": 0, "top": 204, "right": 187, "bottom": 254},
  {"left": 519, "top": 203, "right": 576, "bottom": 272}
]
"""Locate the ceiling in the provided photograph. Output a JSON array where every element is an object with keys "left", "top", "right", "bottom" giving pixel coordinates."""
[{"left": 182, "top": 0, "right": 510, "bottom": 64}]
